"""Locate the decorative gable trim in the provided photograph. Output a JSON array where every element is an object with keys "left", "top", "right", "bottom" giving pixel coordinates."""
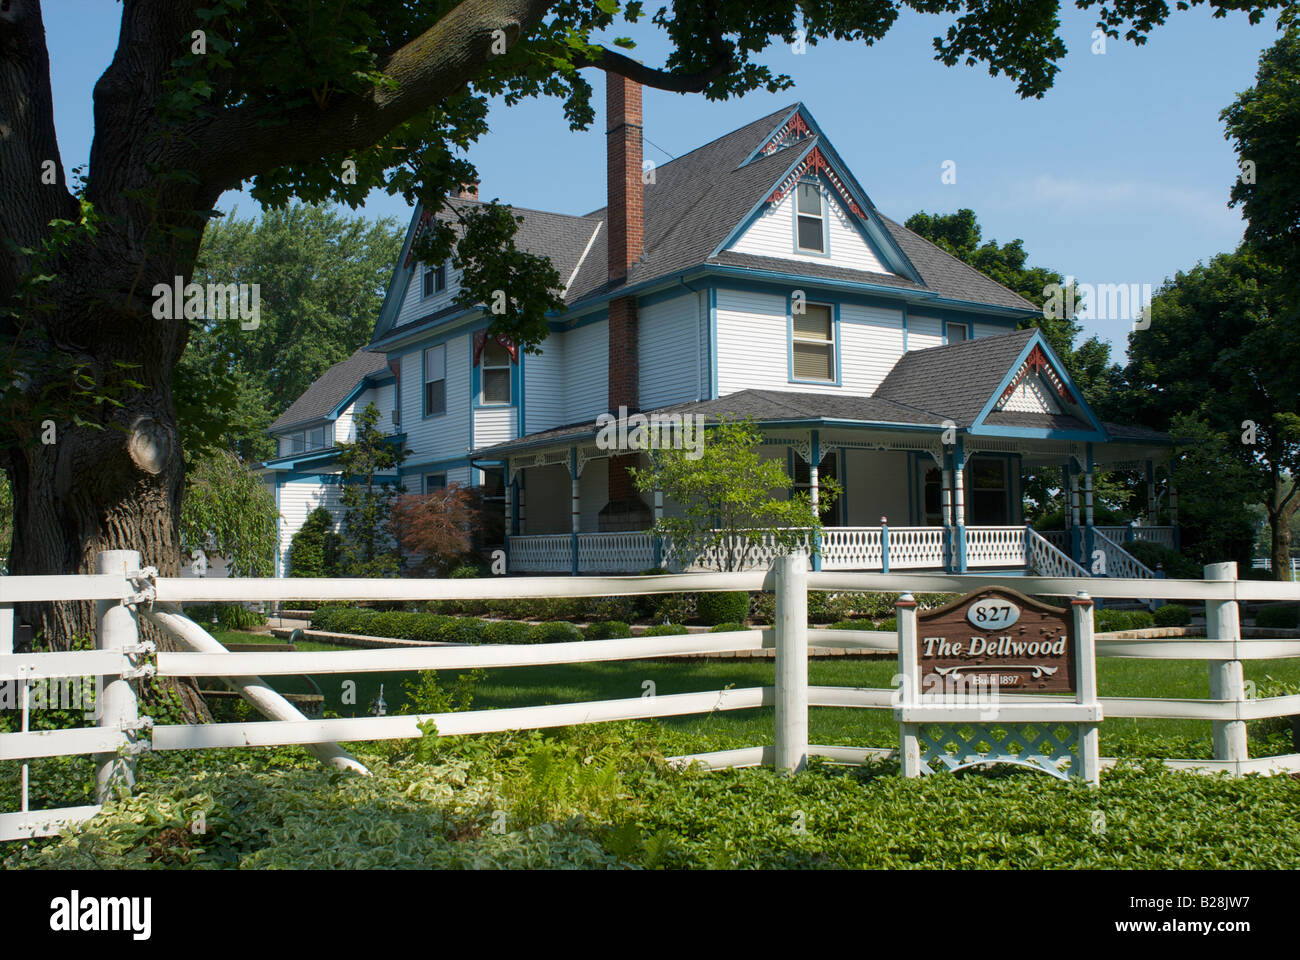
[
  {"left": 760, "top": 112, "right": 812, "bottom": 156},
  {"left": 998, "top": 344, "right": 1074, "bottom": 407},
  {"left": 767, "top": 146, "right": 864, "bottom": 217}
]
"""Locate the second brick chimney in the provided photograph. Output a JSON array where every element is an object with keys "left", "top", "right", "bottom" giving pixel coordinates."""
[{"left": 600, "top": 74, "right": 651, "bottom": 533}]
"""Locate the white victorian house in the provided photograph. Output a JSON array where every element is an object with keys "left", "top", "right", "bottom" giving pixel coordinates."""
[{"left": 259, "top": 79, "right": 1178, "bottom": 580}]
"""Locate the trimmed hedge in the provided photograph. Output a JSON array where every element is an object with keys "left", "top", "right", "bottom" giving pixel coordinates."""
[
  {"left": 695, "top": 591, "right": 749, "bottom": 626},
  {"left": 642, "top": 624, "right": 689, "bottom": 636},
  {"left": 1256, "top": 605, "right": 1299, "bottom": 630},
  {"left": 585, "top": 620, "right": 633, "bottom": 640},
  {"left": 1153, "top": 604, "right": 1191, "bottom": 627},
  {"left": 709, "top": 622, "right": 746, "bottom": 633},
  {"left": 312, "top": 606, "right": 556, "bottom": 645},
  {"left": 530, "top": 621, "right": 582, "bottom": 643},
  {"left": 1094, "top": 609, "right": 1155, "bottom": 632}
]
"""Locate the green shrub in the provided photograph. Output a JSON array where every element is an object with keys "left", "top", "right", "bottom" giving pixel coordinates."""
[
  {"left": 695, "top": 591, "right": 750, "bottom": 626},
  {"left": 642, "top": 623, "right": 689, "bottom": 636},
  {"left": 589, "top": 596, "right": 639, "bottom": 622},
  {"left": 709, "top": 622, "right": 746, "bottom": 633},
  {"left": 749, "top": 593, "right": 775, "bottom": 625},
  {"left": 529, "top": 621, "right": 582, "bottom": 643},
  {"left": 449, "top": 564, "right": 481, "bottom": 578},
  {"left": 287, "top": 506, "right": 340, "bottom": 578},
  {"left": 1094, "top": 609, "right": 1155, "bottom": 632},
  {"left": 828, "top": 619, "right": 871, "bottom": 630},
  {"left": 186, "top": 603, "right": 267, "bottom": 631},
  {"left": 1153, "top": 604, "right": 1191, "bottom": 627},
  {"left": 873, "top": 617, "right": 897, "bottom": 632},
  {"left": 650, "top": 593, "right": 692, "bottom": 625},
  {"left": 483, "top": 620, "right": 532, "bottom": 644},
  {"left": 808, "top": 592, "right": 854, "bottom": 624},
  {"left": 1256, "top": 605, "right": 1299, "bottom": 630},
  {"left": 586, "top": 620, "right": 633, "bottom": 641}
]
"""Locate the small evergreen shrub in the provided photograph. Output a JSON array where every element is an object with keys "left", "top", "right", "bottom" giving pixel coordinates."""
[
  {"left": 650, "top": 593, "right": 692, "bottom": 625},
  {"left": 449, "top": 564, "right": 481, "bottom": 578},
  {"left": 585, "top": 620, "right": 633, "bottom": 641},
  {"left": 529, "top": 621, "right": 582, "bottom": 643},
  {"left": 642, "top": 623, "right": 689, "bottom": 636},
  {"left": 589, "top": 596, "right": 639, "bottom": 622},
  {"left": 1153, "top": 604, "right": 1191, "bottom": 627},
  {"left": 709, "top": 622, "right": 746, "bottom": 633},
  {"left": 483, "top": 620, "right": 532, "bottom": 645},
  {"left": 1256, "top": 605, "right": 1299, "bottom": 630},
  {"left": 185, "top": 603, "right": 267, "bottom": 631},
  {"left": 873, "top": 617, "right": 897, "bottom": 632},
  {"left": 695, "top": 591, "right": 750, "bottom": 626},
  {"left": 1094, "top": 609, "right": 1155, "bottom": 632}
]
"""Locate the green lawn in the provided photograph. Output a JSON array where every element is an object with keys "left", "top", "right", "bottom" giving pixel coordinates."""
[{"left": 209, "top": 629, "right": 1300, "bottom": 760}]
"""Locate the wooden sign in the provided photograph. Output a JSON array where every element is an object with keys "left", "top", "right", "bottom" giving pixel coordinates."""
[{"left": 917, "top": 587, "right": 1076, "bottom": 694}]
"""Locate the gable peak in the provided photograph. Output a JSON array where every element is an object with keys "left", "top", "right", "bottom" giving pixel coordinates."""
[
  {"left": 758, "top": 108, "right": 814, "bottom": 157},
  {"left": 767, "top": 145, "right": 864, "bottom": 218}
]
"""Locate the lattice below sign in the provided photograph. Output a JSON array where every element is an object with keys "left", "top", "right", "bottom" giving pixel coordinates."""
[
  {"left": 916, "top": 722, "right": 1080, "bottom": 781},
  {"left": 893, "top": 588, "right": 1102, "bottom": 785}
]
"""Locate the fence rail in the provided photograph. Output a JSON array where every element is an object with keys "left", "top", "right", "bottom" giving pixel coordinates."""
[{"left": 2, "top": 555, "right": 1298, "bottom": 842}]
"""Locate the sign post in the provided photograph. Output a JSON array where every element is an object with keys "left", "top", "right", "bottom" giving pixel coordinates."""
[{"left": 894, "top": 587, "right": 1102, "bottom": 784}]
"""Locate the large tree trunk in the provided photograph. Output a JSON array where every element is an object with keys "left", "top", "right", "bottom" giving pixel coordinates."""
[{"left": 1266, "top": 468, "right": 1297, "bottom": 582}]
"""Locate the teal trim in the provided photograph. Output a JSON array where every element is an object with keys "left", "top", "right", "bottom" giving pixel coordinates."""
[
  {"left": 942, "top": 318, "right": 971, "bottom": 345},
  {"left": 547, "top": 308, "right": 608, "bottom": 334},
  {"left": 786, "top": 294, "right": 842, "bottom": 387},
  {"left": 273, "top": 474, "right": 282, "bottom": 578},
  {"left": 371, "top": 207, "right": 424, "bottom": 342},
  {"left": 708, "top": 286, "right": 718, "bottom": 399},
  {"left": 738, "top": 104, "right": 803, "bottom": 168},
  {"left": 398, "top": 454, "right": 473, "bottom": 474},
  {"left": 570, "top": 447, "right": 580, "bottom": 577},
  {"left": 880, "top": 520, "right": 890, "bottom": 574}
]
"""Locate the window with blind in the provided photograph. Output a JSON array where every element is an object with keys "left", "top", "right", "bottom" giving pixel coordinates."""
[
  {"left": 791, "top": 303, "right": 835, "bottom": 382},
  {"left": 481, "top": 340, "right": 512, "bottom": 404},
  {"left": 423, "top": 344, "right": 446, "bottom": 418},
  {"left": 947, "top": 323, "right": 969, "bottom": 344},
  {"left": 795, "top": 181, "right": 825, "bottom": 253}
]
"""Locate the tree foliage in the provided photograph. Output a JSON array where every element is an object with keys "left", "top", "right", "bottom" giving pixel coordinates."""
[
  {"left": 337, "top": 403, "right": 408, "bottom": 577},
  {"left": 178, "top": 450, "right": 278, "bottom": 576},
  {"left": 392, "top": 482, "right": 480, "bottom": 575},
  {"left": 631, "top": 417, "right": 840, "bottom": 572},
  {"left": 175, "top": 204, "right": 402, "bottom": 462},
  {"left": 289, "top": 506, "right": 342, "bottom": 578}
]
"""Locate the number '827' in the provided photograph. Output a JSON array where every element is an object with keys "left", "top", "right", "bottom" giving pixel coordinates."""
[{"left": 965, "top": 598, "right": 1020, "bottom": 630}]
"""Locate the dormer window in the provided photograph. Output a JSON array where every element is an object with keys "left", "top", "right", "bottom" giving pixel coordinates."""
[
  {"left": 308, "top": 426, "right": 325, "bottom": 450},
  {"left": 947, "top": 323, "right": 969, "bottom": 344},
  {"left": 422, "top": 263, "right": 447, "bottom": 298},
  {"left": 795, "top": 181, "right": 825, "bottom": 253},
  {"left": 480, "top": 340, "right": 512, "bottom": 404}
]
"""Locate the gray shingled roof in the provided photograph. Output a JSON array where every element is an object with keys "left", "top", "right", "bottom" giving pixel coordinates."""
[
  {"left": 874, "top": 328, "right": 1038, "bottom": 427},
  {"left": 269, "top": 347, "right": 388, "bottom": 432}
]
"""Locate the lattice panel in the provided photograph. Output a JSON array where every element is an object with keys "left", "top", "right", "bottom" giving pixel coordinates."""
[{"left": 914, "top": 722, "right": 1082, "bottom": 781}]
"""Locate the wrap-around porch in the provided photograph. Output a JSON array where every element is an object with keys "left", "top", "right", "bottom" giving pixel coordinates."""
[{"left": 494, "top": 426, "right": 1177, "bottom": 578}]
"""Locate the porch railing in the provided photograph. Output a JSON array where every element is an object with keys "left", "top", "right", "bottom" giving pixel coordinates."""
[
  {"left": 578, "top": 532, "right": 657, "bottom": 574},
  {"left": 963, "top": 526, "right": 1027, "bottom": 568},
  {"left": 1094, "top": 528, "right": 1157, "bottom": 580},
  {"left": 881, "top": 527, "right": 947, "bottom": 570}
]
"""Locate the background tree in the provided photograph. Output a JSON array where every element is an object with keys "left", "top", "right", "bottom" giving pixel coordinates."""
[
  {"left": 1125, "top": 247, "right": 1298, "bottom": 576},
  {"left": 178, "top": 449, "right": 278, "bottom": 577},
  {"left": 391, "top": 482, "right": 479, "bottom": 575},
  {"left": 1165, "top": 414, "right": 1260, "bottom": 568},
  {"left": 177, "top": 204, "right": 403, "bottom": 462},
  {"left": 1, "top": 0, "right": 1285, "bottom": 645},
  {"left": 288, "top": 506, "right": 341, "bottom": 578},
  {"left": 337, "top": 402, "right": 408, "bottom": 577},
  {"left": 632, "top": 418, "right": 840, "bottom": 572}
]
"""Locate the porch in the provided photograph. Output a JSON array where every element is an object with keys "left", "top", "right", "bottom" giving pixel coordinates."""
[{"left": 505, "top": 522, "right": 1178, "bottom": 576}]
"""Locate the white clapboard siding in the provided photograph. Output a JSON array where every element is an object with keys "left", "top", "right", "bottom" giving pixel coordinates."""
[
  {"left": 973, "top": 321, "right": 1014, "bottom": 340},
  {"left": 727, "top": 189, "right": 893, "bottom": 275},
  {"left": 394, "top": 262, "right": 462, "bottom": 328},
  {"left": 474, "top": 406, "right": 517, "bottom": 447},
  {"left": 906, "top": 315, "right": 943, "bottom": 352},
  {"left": 335, "top": 384, "right": 394, "bottom": 444},
  {"left": 639, "top": 293, "right": 703, "bottom": 409},
  {"left": 563, "top": 321, "right": 609, "bottom": 424},
  {"left": 524, "top": 333, "right": 566, "bottom": 433},
  {"left": 714, "top": 289, "right": 905, "bottom": 397},
  {"left": 399, "top": 333, "right": 471, "bottom": 464}
]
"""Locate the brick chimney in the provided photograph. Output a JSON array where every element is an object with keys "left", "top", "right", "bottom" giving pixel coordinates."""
[
  {"left": 455, "top": 181, "right": 479, "bottom": 200},
  {"left": 601, "top": 74, "right": 651, "bottom": 533}
]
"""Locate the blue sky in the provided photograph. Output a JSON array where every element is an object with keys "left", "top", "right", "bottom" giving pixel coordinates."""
[{"left": 44, "top": 2, "right": 1282, "bottom": 354}]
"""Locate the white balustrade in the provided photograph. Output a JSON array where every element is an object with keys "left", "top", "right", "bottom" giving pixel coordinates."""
[
  {"left": 508, "top": 534, "right": 572, "bottom": 573},
  {"left": 820, "top": 527, "right": 882, "bottom": 570},
  {"left": 1026, "top": 527, "right": 1089, "bottom": 578},
  {"left": 1093, "top": 528, "right": 1156, "bottom": 580},
  {"left": 885, "top": 527, "right": 947, "bottom": 570},
  {"left": 963, "top": 526, "right": 1027, "bottom": 568},
  {"left": 578, "top": 532, "right": 655, "bottom": 573}
]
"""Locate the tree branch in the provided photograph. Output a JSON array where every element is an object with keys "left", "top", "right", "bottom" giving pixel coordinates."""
[{"left": 569, "top": 42, "right": 736, "bottom": 93}]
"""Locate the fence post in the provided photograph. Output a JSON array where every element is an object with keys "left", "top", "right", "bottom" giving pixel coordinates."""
[
  {"left": 1071, "top": 592, "right": 1101, "bottom": 786},
  {"left": 1205, "top": 561, "right": 1247, "bottom": 773},
  {"left": 95, "top": 550, "right": 141, "bottom": 801},
  {"left": 774, "top": 554, "right": 808, "bottom": 773},
  {"left": 896, "top": 592, "right": 922, "bottom": 777}
]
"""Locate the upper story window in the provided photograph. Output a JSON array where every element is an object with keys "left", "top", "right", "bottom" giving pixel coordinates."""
[
  {"left": 947, "top": 323, "right": 969, "bottom": 344},
  {"left": 289, "top": 432, "right": 305, "bottom": 454},
  {"left": 308, "top": 426, "right": 326, "bottom": 450},
  {"left": 480, "top": 340, "right": 512, "bottom": 404},
  {"left": 791, "top": 303, "right": 835, "bottom": 382},
  {"left": 795, "top": 181, "right": 825, "bottom": 253},
  {"left": 424, "top": 473, "right": 447, "bottom": 494},
  {"left": 423, "top": 344, "right": 446, "bottom": 418},
  {"left": 422, "top": 263, "right": 447, "bottom": 298}
]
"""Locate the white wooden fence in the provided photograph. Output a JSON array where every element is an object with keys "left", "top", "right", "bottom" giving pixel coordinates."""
[{"left": 2, "top": 554, "right": 1298, "bottom": 843}]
